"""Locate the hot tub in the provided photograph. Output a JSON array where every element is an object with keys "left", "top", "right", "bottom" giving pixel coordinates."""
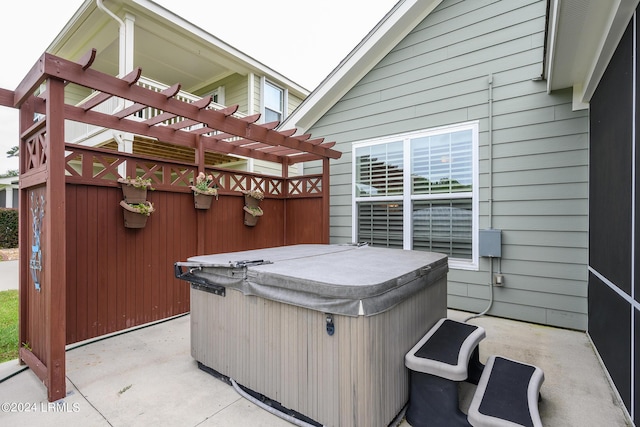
[{"left": 176, "top": 244, "right": 447, "bottom": 427}]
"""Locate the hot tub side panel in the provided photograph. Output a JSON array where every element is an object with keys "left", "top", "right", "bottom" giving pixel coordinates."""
[{"left": 190, "top": 276, "right": 446, "bottom": 427}]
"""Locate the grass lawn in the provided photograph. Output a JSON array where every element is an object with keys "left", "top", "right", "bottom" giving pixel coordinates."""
[{"left": 0, "top": 289, "right": 18, "bottom": 363}]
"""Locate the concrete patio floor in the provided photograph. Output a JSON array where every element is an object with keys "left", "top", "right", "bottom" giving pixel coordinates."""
[{"left": 0, "top": 309, "right": 631, "bottom": 426}]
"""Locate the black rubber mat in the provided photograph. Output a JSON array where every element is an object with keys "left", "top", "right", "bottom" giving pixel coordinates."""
[
  {"left": 478, "top": 357, "right": 536, "bottom": 427},
  {"left": 415, "top": 319, "right": 479, "bottom": 365}
]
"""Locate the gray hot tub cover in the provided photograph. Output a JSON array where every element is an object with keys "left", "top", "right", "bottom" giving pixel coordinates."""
[{"left": 177, "top": 244, "right": 448, "bottom": 316}]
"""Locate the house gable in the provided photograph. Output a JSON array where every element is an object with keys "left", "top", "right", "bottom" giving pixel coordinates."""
[{"left": 299, "top": 0, "right": 589, "bottom": 330}]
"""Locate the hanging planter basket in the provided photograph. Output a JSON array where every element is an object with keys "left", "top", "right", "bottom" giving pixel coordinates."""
[
  {"left": 193, "top": 193, "right": 214, "bottom": 210},
  {"left": 190, "top": 172, "right": 217, "bottom": 210},
  {"left": 244, "top": 194, "right": 261, "bottom": 209},
  {"left": 190, "top": 184, "right": 217, "bottom": 210},
  {"left": 120, "top": 200, "right": 155, "bottom": 229},
  {"left": 118, "top": 177, "right": 154, "bottom": 204},
  {"left": 242, "top": 189, "right": 264, "bottom": 227},
  {"left": 243, "top": 205, "right": 263, "bottom": 227}
]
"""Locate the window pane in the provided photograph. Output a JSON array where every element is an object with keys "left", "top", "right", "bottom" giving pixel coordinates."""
[
  {"left": 411, "top": 130, "right": 472, "bottom": 194},
  {"left": 412, "top": 199, "right": 472, "bottom": 259},
  {"left": 265, "top": 82, "right": 283, "bottom": 113},
  {"left": 355, "top": 142, "right": 403, "bottom": 197},
  {"left": 264, "top": 108, "right": 281, "bottom": 123},
  {"left": 357, "top": 201, "right": 404, "bottom": 248}
]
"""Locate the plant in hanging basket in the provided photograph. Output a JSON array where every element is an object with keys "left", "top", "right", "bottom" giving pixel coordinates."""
[
  {"left": 118, "top": 176, "right": 155, "bottom": 189},
  {"left": 190, "top": 172, "right": 218, "bottom": 210},
  {"left": 243, "top": 205, "right": 264, "bottom": 217},
  {"left": 190, "top": 172, "right": 218, "bottom": 196},
  {"left": 243, "top": 205, "right": 263, "bottom": 227},
  {"left": 241, "top": 189, "right": 264, "bottom": 201},
  {"left": 241, "top": 189, "right": 264, "bottom": 226},
  {"left": 120, "top": 200, "right": 155, "bottom": 228},
  {"left": 118, "top": 176, "right": 155, "bottom": 204}
]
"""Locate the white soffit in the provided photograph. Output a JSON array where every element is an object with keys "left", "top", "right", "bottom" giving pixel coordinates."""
[
  {"left": 47, "top": 0, "right": 308, "bottom": 97},
  {"left": 546, "top": 0, "right": 639, "bottom": 106}
]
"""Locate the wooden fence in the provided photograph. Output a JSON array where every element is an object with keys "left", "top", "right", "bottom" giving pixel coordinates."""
[{"left": 60, "top": 143, "right": 327, "bottom": 344}]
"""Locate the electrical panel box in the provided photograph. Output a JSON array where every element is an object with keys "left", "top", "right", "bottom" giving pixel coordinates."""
[{"left": 479, "top": 229, "right": 502, "bottom": 257}]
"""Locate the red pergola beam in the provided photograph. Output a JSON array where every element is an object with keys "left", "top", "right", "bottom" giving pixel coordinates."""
[
  {"left": 79, "top": 67, "right": 142, "bottom": 111},
  {"left": 0, "top": 88, "right": 14, "bottom": 108},
  {"left": 27, "top": 91, "right": 285, "bottom": 163},
  {"left": 15, "top": 53, "right": 341, "bottom": 162},
  {"left": 61, "top": 104, "right": 285, "bottom": 164}
]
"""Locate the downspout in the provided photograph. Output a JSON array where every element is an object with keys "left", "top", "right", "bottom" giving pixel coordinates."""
[
  {"left": 96, "top": 0, "right": 127, "bottom": 115},
  {"left": 96, "top": 0, "right": 128, "bottom": 79},
  {"left": 96, "top": 0, "right": 125, "bottom": 28},
  {"left": 114, "top": 131, "right": 134, "bottom": 179},
  {"left": 466, "top": 74, "right": 495, "bottom": 322},
  {"left": 98, "top": 0, "right": 132, "bottom": 166}
]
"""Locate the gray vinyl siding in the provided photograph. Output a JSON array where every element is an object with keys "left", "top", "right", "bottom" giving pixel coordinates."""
[{"left": 305, "top": 0, "right": 589, "bottom": 329}]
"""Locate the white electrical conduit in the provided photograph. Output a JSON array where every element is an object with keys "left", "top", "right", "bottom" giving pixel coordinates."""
[
  {"left": 466, "top": 74, "right": 495, "bottom": 323},
  {"left": 465, "top": 257, "right": 495, "bottom": 322},
  {"left": 230, "top": 378, "right": 325, "bottom": 427}
]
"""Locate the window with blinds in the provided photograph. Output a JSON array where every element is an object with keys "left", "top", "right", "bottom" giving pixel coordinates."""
[
  {"left": 357, "top": 201, "right": 404, "bottom": 248},
  {"left": 412, "top": 199, "right": 472, "bottom": 258},
  {"left": 411, "top": 130, "right": 473, "bottom": 195},
  {"left": 355, "top": 141, "right": 403, "bottom": 197},
  {"left": 353, "top": 122, "right": 478, "bottom": 268}
]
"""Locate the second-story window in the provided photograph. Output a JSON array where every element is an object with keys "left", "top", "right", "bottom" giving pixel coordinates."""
[{"left": 263, "top": 80, "right": 284, "bottom": 123}]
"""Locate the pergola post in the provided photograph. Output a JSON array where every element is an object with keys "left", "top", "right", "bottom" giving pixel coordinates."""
[
  {"left": 281, "top": 158, "right": 289, "bottom": 244},
  {"left": 322, "top": 158, "right": 330, "bottom": 243},
  {"left": 18, "top": 96, "right": 34, "bottom": 369},
  {"left": 44, "top": 77, "right": 67, "bottom": 401},
  {"left": 196, "top": 135, "right": 206, "bottom": 255},
  {"left": 18, "top": 77, "right": 67, "bottom": 402}
]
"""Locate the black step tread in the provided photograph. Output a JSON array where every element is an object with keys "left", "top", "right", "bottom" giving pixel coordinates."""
[
  {"left": 468, "top": 355, "right": 544, "bottom": 427},
  {"left": 405, "top": 318, "right": 486, "bottom": 381}
]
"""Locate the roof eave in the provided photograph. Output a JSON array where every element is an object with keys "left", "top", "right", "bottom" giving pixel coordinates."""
[{"left": 545, "top": 0, "right": 640, "bottom": 108}]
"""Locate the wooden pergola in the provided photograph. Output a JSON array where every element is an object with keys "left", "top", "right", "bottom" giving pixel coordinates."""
[{"left": 0, "top": 49, "right": 340, "bottom": 401}]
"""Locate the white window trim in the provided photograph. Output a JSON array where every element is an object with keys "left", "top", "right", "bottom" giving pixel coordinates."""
[
  {"left": 284, "top": 87, "right": 289, "bottom": 117},
  {"left": 351, "top": 121, "right": 479, "bottom": 271},
  {"left": 211, "top": 86, "right": 225, "bottom": 106},
  {"left": 248, "top": 73, "right": 255, "bottom": 115}
]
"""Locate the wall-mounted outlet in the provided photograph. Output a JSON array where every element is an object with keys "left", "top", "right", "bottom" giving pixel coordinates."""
[{"left": 494, "top": 274, "right": 504, "bottom": 286}]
